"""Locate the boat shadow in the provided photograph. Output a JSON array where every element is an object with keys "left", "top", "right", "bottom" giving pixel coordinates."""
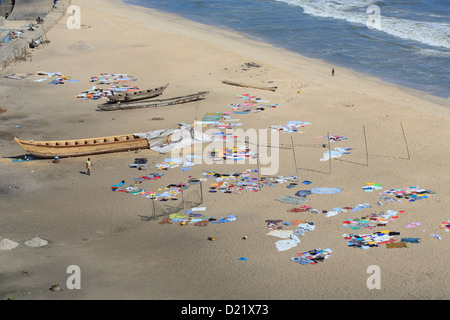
[{"left": 3, "top": 154, "right": 39, "bottom": 162}]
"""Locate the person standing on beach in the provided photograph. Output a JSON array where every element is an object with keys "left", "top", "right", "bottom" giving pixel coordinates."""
[
  {"left": 86, "top": 158, "right": 93, "bottom": 176},
  {"left": 332, "top": 68, "right": 335, "bottom": 76}
]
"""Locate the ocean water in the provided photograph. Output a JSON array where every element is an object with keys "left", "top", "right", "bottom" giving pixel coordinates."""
[{"left": 125, "top": 0, "right": 450, "bottom": 99}]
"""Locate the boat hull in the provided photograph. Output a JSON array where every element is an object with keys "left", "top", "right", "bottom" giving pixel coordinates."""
[
  {"left": 14, "top": 135, "right": 150, "bottom": 158},
  {"left": 108, "top": 83, "right": 169, "bottom": 103},
  {"left": 98, "top": 91, "right": 209, "bottom": 111}
]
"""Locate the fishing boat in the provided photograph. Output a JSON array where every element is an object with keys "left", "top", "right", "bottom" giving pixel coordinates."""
[
  {"left": 14, "top": 134, "right": 150, "bottom": 158},
  {"left": 98, "top": 91, "right": 209, "bottom": 111},
  {"left": 107, "top": 83, "right": 169, "bottom": 103}
]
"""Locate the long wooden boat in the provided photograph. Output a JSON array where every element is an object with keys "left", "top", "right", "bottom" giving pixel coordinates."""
[
  {"left": 14, "top": 134, "right": 150, "bottom": 158},
  {"left": 108, "top": 83, "right": 169, "bottom": 103},
  {"left": 98, "top": 91, "right": 209, "bottom": 111}
]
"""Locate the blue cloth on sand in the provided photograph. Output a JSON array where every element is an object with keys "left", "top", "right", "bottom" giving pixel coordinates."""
[{"left": 311, "top": 187, "right": 342, "bottom": 194}]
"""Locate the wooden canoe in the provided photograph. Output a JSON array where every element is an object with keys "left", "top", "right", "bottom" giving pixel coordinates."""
[
  {"left": 14, "top": 134, "right": 150, "bottom": 158},
  {"left": 98, "top": 91, "right": 209, "bottom": 111},
  {"left": 108, "top": 83, "right": 169, "bottom": 103}
]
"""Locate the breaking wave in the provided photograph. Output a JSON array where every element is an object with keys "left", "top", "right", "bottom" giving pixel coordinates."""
[{"left": 275, "top": 0, "right": 450, "bottom": 49}]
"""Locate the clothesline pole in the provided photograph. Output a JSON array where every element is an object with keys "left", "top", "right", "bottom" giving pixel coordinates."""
[
  {"left": 199, "top": 181, "right": 203, "bottom": 204},
  {"left": 400, "top": 122, "right": 410, "bottom": 160},
  {"left": 363, "top": 125, "right": 369, "bottom": 166},
  {"left": 327, "top": 132, "right": 332, "bottom": 174},
  {"left": 257, "top": 152, "right": 261, "bottom": 191},
  {"left": 290, "top": 136, "right": 299, "bottom": 178},
  {"left": 180, "top": 182, "right": 186, "bottom": 211},
  {"left": 195, "top": 102, "right": 198, "bottom": 121},
  {"left": 151, "top": 195, "right": 156, "bottom": 219}
]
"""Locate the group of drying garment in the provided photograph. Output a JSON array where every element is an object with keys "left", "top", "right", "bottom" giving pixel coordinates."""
[
  {"left": 312, "top": 133, "right": 351, "bottom": 161},
  {"left": 209, "top": 146, "right": 253, "bottom": 162},
  {"left": 320, "top": 147, "right": 353, "bottom": 161},
  {"left": 204, "top": 170, "right": 299, "bottom": 194},
  {"left": 288, "top": 203, "right": 372, "bottom": 217},
  {"left": 153, "top": 147, "right": 256, "bottom": 170},
  {"left": 291, "top": 248, "right": 332, "bottom": 265},
  {"left": 33, "top": 71, "right": 79, "bottom": 85},
  {"left": 295, "top": 187, "right": 343, "bottom": 198},
  {"left": 90, "top": 73, "right": 138, "bottom": 84},
  {"left": 111, "top": 172, "right": 164, "bottom": 191},
  {"left": 199, "top": 112, "right": 243, "bottom": 129},
  {"left": 77, "top": 73, "right": 140, "bottom": 100},
  {"left": 439, "top": 220, "right": 450, "bottom": 231},
  {"left": 287, "top": 203, "right": 372, "bottom": 217},
  {"left": 342, "top": 210, "right": 405, "bottom": 230},
  {"left": 158, "top": 207, "right": 238, "bottom": 226},
  {"left": 211, "top": 132, "right": 240, "bottom": 142},
  {"left": 111, "top": 173, "right": 194, "bottom": 201},
  {"left": 269, "top": 121, "right": 311, "bottom": 133},
  {"left": 379, "top": 186, "right": 435, "bottom": 202},
  {"left": 385, "top": 237, "right": 422, "bottom": 248},
  {"left": 315, "top": 134, "right": 348, "bottom": 143},
  {"left": 155, "top": 157, "right": 198, "bottom": 171},
  {"left": 266, "top": 219, "right": 315, "bottom": 252},
  {"left": 227, "top": 94, "right": 279, "bottom": 114},
  {"left": 207, "top": 170, "right": 261, "bottom": 194},
  {"left": 76, "top": 85, "right": 140, "bottom": 100},
  {"left": 362, "top": 182, "right": 383, "bottom": 192},
  {"left": 343, "top": 230, "right": 401, "bottom": 249}
]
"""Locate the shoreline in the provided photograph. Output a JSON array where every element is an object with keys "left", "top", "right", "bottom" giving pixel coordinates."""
[
  {"left": 0, "top": 0, "right": 449, "bottom": 300},
  {"left": 122, "top": 0, "right": 450, "bottom": 103},
  {"left": 118, "top": 0, "right": 450, "bottom": 114}
]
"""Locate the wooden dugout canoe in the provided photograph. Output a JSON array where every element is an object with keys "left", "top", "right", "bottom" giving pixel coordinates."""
[
  {"left": 107, "top": 83, "right": 169, "bottom": 103},
  {"left": 98, "top": 91, "right": 209, "bottom": 111},
  {"left": 14, "top": 134, "right": 150, "bottom": 158}
]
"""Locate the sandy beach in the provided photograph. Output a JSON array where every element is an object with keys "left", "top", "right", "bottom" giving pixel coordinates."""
[{"left": 0, "top": 0, "right": 449, "bottom": 301}]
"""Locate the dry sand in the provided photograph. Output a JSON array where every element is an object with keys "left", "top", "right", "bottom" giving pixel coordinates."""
[{"left": 0, "top": 0, "right": 449, "bottom": 301}]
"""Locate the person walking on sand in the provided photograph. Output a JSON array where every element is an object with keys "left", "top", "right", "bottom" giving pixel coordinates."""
[
  {"left": 86, "top": 158, "right": 93, "bottom": 176},
  {"left": 332, "top": 68, "right": 335, "bottom": 76}
]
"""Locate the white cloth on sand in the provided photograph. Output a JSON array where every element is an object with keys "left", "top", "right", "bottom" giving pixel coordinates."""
[
  {"left": 275, "top": 234, "right": 301, "bottom": 251},
  {"left": 134, "top": 123, "right": 213, "bottom": 153}
]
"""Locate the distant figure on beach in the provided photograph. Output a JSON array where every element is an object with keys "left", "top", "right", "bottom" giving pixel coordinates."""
[
  {"left": 86, "top": 158, "right": 93, "bottom": 175},
  {"left": 53, "top": 156, "right": 60, "bottom": 163},
  {"left": 332, "top": 68, "right": 335, "bottom": 76}
]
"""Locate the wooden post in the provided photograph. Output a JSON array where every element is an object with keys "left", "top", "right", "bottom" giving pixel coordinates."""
[
  {"left": 180, "top": 182, "right": 186, "bottom": 211},
  {"left": 152, "top": 195, "right": 156, "bottom": 219},
  {"left": 400, "top": 122, "right": 410, "bottom": 160},
  {"left": 257, "top": 152, "right": 261, "bottom": 191},
  {"left": 327, "top": 132, "right": 332, "bottom": 174},
  {"left": 290, "top": 136, "right": 299, "bottom": 178},
  {"left": 363, "top": 125, "right": 369, "bottom": 166},
  {"left": 199, "top": 181, "right": 203, "bottom": 204},
  {"left": 195, "top": 102, "right": 198, "bottom": 121},
  {"left": 42, "top": 25, "right": 48, "bottom": 44}
]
